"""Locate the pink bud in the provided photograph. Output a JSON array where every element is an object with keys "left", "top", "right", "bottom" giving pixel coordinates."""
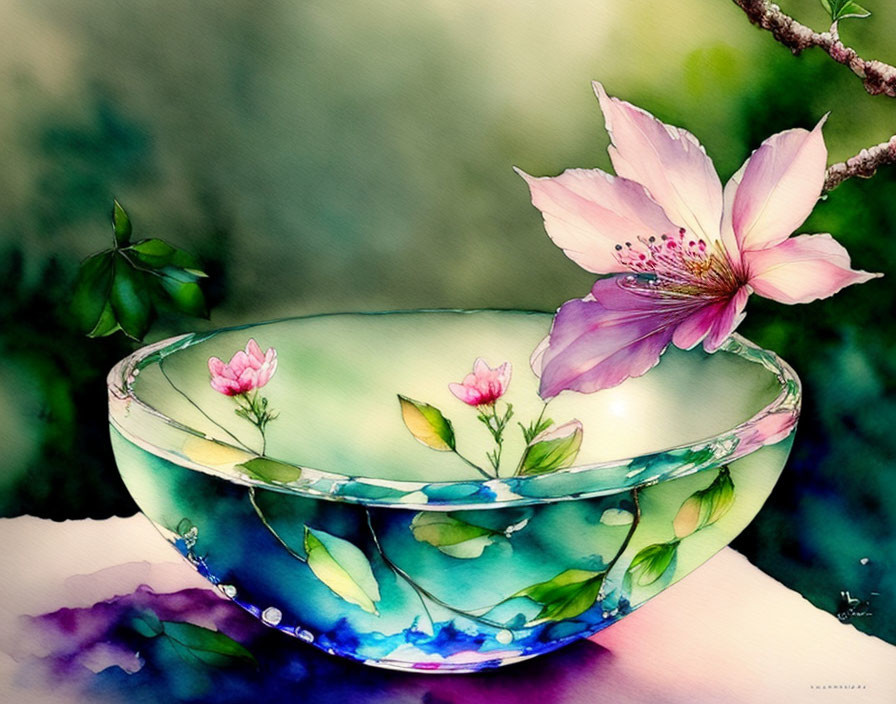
[{"left": 448, "top": 358, "right": 512, "bottom": 406}]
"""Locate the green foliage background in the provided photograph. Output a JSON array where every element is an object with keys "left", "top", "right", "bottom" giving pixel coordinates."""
[{"left": 0, "top": 0, "right": 893, "bottom": 642}]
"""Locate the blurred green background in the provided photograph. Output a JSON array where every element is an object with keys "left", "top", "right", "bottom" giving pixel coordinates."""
[{"left": 1, "top": 0, "right": 893, "bottom": 643}]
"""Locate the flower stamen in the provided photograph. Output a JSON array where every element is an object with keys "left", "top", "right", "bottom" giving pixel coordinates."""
[{"left": 614, "top": 229, "right": 740, "bottom": 299}]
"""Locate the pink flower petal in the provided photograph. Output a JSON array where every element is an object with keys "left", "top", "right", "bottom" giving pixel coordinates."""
[
  {"left": 448, "top": 382, "right": 482, "bottom": 405},
  {"left": 228, "top": 350, "right": 249, "bottom": 376},
  {"left": 538, "top": 283, "right": 700, "bottom": 398},
  {"left": 496, "top": 361, "right": 512, "bottom": 390},
  {"left": 703, "top": 286, "right": 750, "bottom": 352},
  {"left": 671, "top": 303, "right": 725, "bottom": 350},
  {"left": 210, "top": 377, "right": 239, "bottom": 395},
  {"left": 246, "top": 338, "right": 265, "bottom": 366},
  {"left": 720, "top": 160, "right": 748, "bottom": 272},
  {"left": 744, "top": 234, "right": 881, "bottom": 304},
  {"left": 516, "top": 167, "right": 677, "bottom": 274},
  {"left": 593, "top": 82, "right": 723, "bottom": 245},
  {"left": 208, "top": 357, "right": 227, "bottom": 376},
  {"left": 730, "top": 119, "right": 827, "bottom": 253}
]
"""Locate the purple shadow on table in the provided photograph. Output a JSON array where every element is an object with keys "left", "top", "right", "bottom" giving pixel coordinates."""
[{"left": 8, "top": 581, "right": 614, "bottom": 704}]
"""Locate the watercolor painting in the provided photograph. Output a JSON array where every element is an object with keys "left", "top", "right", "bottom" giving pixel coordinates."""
[{"left": 1, "top": 1, "right": 895, "bottom": 701}]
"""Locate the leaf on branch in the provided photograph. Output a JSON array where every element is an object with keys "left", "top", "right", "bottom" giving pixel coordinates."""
[
  {"left": 72, "top": 252, "right": 118, "bottom": 337},
  {"left": 510, "top": 568, "right": 604, "bottom": 626},
  {"left": 112, "top": 199, "right": 132, "bottom": 246},
  {"left": 517, "top": 419, "right": 583, "bottom": 476},
  {"left": 110, "top": 255, "right": 153, "bottom": 340},
  {"left": 72, "top": 200, "right": 209, "bottom": 341},
  {"left": 159, "top": 620, "right": 257, "bottom": 668},
  {"left": 820, "top": 0, "right": 870, "bottom": 22},
  {"left": 672, "top": 467, "right": 735, "bottom": 539},
  {"left": 410, "top": 512, "right": 500, "bottom": 558},
  {"left": 397, "top": 395, "right": 456, "bottom": 451},
  {"left": 624, "top": 541, "right": 678, "bottom": 589},
  {"left": 237, "top": 457, "right": 303, "bottom": 483},
  {"left": 304, "top": 527, "right": 381, "bottom": 614}
]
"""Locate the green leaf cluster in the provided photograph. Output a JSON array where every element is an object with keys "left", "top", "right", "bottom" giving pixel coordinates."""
[
  {"left": 71, "top": 200, "right": 208, "bottom": 340},
  {"left": 820, "top": 0, "right": 870, "bottom": 22},
  {"left": 129, "top": 609, "right": 257, "bottom": 669}
]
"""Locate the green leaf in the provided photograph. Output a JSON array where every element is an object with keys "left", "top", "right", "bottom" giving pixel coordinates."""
[
  {"left": 397, "top": 395, "right": 455, "bottom": 451},
  {"left": 520, "top": 416, "right": 553, "bottom": 444},
  {"left": 820, "top": 0, "right": 870, "bottom": 21},
  {"left": 625, "top": 542, "right": 678, "bottom": 589},
  {"left": 112, "top": 199, "right": 132, "bottom": 246},
  {"left": 238, "top": 457, "right": 303, "bottom": 483},
  {"left": 109, "top": 255, "right": 152, "bottom": 340},
  {"left": 88, "top": 299, "right": 122, "bottom": 337},
  {"left": 161, "top": 621, "right": 257, "bottom": 668},
  {"left": 128, "top": 239, "right": 207, "bottom": 277},
  {"left": 511, "top": 568, "right": 604, "bottom": 625},
  {"left": 159, "top": 274, "right": 207, "bottom": 317},
  {"left": 304, "top": 527, "right": 381, "bottom": 614},
  {"left": 129, "top": 238, "right": 176, "bottom": 267},
  {"left": 518, "top": 420, "right": 583, "bottom": 476},
  {"left": 672, "top": 468, "right": 735, "bottom": 538},
  {"left": 410, "top": 512, "right": 497, "bottom": 558},
  {"left": 130, "top": 609, "right": 164, "bottom": 638},
  {"left": 71, "top": 252, "right": 115, "bottom": 335}
]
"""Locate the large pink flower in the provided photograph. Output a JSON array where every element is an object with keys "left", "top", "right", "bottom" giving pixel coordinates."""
[
  {"left": 519, "top": 82, "right": 880, "bottom": 399},
  {"left": 208, "top": 339, "right": 278, "bottom": 396},
  {"left": 449, "top": 358, "right": 512, "bottom": 406}
]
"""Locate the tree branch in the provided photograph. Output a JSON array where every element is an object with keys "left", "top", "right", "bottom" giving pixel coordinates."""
[
  {"left": 733, "top": 1, "right": 896, "bottom": 190},
  {"left": 824, "top": 136, "right": 896, "bottom": 191},
  {"left": 732, "top": 0, "right": 896, "bottom": 97}
]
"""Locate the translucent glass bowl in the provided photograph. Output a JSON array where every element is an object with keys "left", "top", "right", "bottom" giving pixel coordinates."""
[{"left": 108, "top": 310, "right": 800, "bottom": 672}]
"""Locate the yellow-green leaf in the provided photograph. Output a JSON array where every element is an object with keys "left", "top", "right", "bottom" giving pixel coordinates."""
[
  {"left": 304, "top": 527, "right": 381, "bottom": 614},
  {"left": 397, "top": 395, "right": 455, "bottom": 451},
  {"left": 625, "top": 542, "right": 678, "bottom": 588},
  {"left": 410, "top": 512, "right": 497, "bottom": 558},
  {"left": 511, "top": 568, "right": 604, "bottom": 626},
  {"left": 672, "top": 468, "right": 735, "bottom": 538},
  {"left": 518, "top": 419, "right": 583, "bottom": 476},
  {"left": 238, "top": 457, "right": 302, "bottom": 483}
]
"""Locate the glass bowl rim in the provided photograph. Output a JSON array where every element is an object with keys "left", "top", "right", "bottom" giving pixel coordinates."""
[{"left": 107, "top": 309, "right": 801, "bottom": 509}]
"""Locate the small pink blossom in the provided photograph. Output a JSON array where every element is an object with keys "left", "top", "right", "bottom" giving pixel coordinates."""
[
  {"left": 519, "top": 82, "right": 881, "bottom": 398},
  {"left": 449, "top": 358, "right": 512, "bottom": 406},
  {"left": 208, "top": 339, "right": 277, "bottom": 396}
]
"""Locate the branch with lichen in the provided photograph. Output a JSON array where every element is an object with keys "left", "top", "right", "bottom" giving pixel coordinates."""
[
  {"left": 732, "top": 0, "right": 896, "bottom": 97},
  {"left": 824, "top": 135, "right": 896, "bottom": 190},
  {"left": 732, "top": 1, "right": 895, "bottom": 190}
]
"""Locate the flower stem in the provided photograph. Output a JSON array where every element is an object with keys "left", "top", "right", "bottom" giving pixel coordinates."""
[
  {"left": 364, "top": 510, "right": 510, "bottom": 630},
  {"left": 604, "top": 489, "right": 641, "bottom": 575},
  {"left": 453, "top": 450, "right": 494, "bottom": 479},
  {"left": 247, "top": 487, "right": 307, "bottom": 563}
]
